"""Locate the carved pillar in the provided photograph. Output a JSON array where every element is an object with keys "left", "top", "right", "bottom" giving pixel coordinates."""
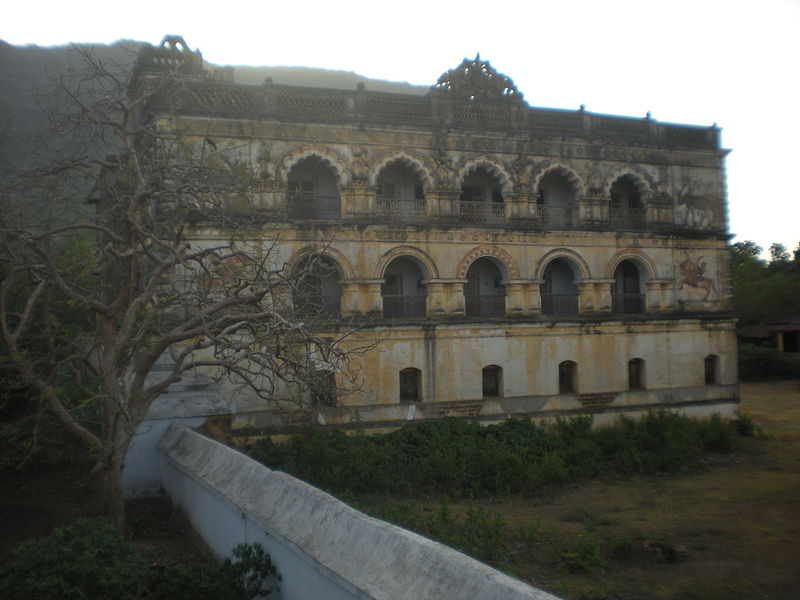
[
  {"left": 646, "top": 279, "right": 674, "bottom": 312},
  {"left": 448, "top": 279, "right": 468, "bottom": 316},
  {"left": 429, "top": 189, "right": 460, "bottom": 221},
  {"left": 361, "top": 279, "right": 384, "bottom": 317},
  {"left": 340, "top": 282, "right": 362, "bottom": 317},
  {"left": 579, "top": 279, "right": 614, "bottom": 314},
  {"left": 504, "top": 280, "right": 527, "bottom": 315},
  {"left": 424, "top": 280, "right": 448, "bottom": 317},
  {"left": 527, "top": 280, "right": 543, "bottom": 316},
  {"left": 347, "top": 181, "right": 373, "bottom": 218},
  {"left": 578, "top": 197, "right": 607, "bottom": 226}
]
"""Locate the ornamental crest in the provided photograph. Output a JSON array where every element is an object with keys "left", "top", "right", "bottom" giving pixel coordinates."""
[{"left": 432, "top": 55, "right": 523, "bottom": 103}]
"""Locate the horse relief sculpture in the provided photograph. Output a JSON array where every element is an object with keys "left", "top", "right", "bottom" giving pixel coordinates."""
[{"left": 678, "top": 255, "right": 717, "bottom": 300}]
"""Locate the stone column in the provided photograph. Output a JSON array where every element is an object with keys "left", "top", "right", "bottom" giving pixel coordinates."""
[
  {"left": 447, "top": 279, "right": 468, "bottom": 316},
  {"left": 424, "top": 280, "right": 448, "bottom": 317},
  {"left": 593, "top": 279, "right": 615, "bottom": 313},
  {"left": 646, "top": 279, "right": 674, "bottom": 313},
  {"left": 340, "top": 282, "right": 362, "bottom": 317},
  {"left": 504, "top": 280, "right": 527, "bottom": 316},
  {"left": 361, "top": 279, "right": 384, "bottom": 317},
  {"left": 527, "top": 280, "right": 543, "bottom": 316}
]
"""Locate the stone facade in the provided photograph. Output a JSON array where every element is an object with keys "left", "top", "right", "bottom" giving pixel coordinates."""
[{"left": 133, "top": 39, "right": 738, "bottom": 436}]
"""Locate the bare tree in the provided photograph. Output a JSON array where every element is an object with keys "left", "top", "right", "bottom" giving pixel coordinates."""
[{"left": 0, "top": 44, "right": 366, "bottom": 524}]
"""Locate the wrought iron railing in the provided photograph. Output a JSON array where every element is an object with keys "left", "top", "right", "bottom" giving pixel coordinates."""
[
  {"left": 541, "top": 293, "right": 579, "bottom": 316},
  {"left": 382, "top": 295, "right": 427, "bottom": 318},
  {"left": 295, "top": 294, "right": 341, "bottom": 318},
  {"left": 286, "top": 193, "right": 341, "bottom": 220},
  {"left": 465, "top": 294, "right": 506, "bottom": 317},
  {"left": 612, "top": 294, "right": 646, "bottom": 314},
  {"left": 459, "top": 201, "right": 505, "bottom": 225},
  {"left": 376, "top": 197, "right": 427, "bottom": 223}
]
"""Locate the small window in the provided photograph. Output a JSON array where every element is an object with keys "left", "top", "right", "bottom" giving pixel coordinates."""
[
  {"left": 704, "top": 355, "right": 719, "bottom": 385},
  {"left": 628, "top": 358, "right": 645, "bottom": 390},
  {"left": 482, "top": 365, "right": 502, "bottom": 398},
  {"left": 559, "top": 361, "right": 577, "bottom": 394},
  {"left": 400, "top": 368, "right": 421, "bottom": 402}
]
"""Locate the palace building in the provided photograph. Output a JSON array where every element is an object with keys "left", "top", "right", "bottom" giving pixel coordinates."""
[{"left": 132, "top": 38, "right": 738, "bottom": 436}]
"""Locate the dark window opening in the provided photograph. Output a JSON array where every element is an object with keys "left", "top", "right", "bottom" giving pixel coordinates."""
[
  {"left": 311, "top": 371, "right": 337, "bottom": 406},
  {"left": 704, "top": 355, "right": 719, "bottom": 385},
  {"left": 482, "top": 365, "right": 502, "bottom": 398},
  {"left": 400, "top": 368, "right": 421, "bottom": 402},
  {"left": 628, "top": 358, "right": 645, "bottom": 390},
  {"left": 559, "top": 361, "right": 577, "bottom": 394}
]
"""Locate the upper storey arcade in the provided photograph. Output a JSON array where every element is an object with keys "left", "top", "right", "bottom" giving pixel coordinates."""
[{"left": 131, "top": 39, "right": 728, "bottom": 236}]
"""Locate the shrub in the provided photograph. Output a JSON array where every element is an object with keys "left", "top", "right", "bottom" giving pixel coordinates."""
[
  {"left": 551, "top": 532, "right": 605, "bottom": 573},
  {"left": 0, "top": 518, "right": 279, "bottom": 600}
]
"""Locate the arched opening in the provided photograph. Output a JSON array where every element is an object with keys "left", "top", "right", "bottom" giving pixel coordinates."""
[
  {"left": 482, "top": 365, "right": 502, "bottom": 398},
  {"left": 610, "top": 175, "right": 645, "bottom": 229},
  {"left": 612, "top": 259, "right": 648, "bottom": 314},
  {"left": 400, "top": 368, "right": 422, "bottom": 402},
  {"left": 465, "top": 257, "right": 506, "bottom": 317},
  {"left": 559, "top": 361, "right": 577, "bottom": 394},
  {"left": 286, "top": 156, "right": 340, "bottom": 219},
  {"left": 459, "top": 167, "right": 505, "bottom": 225},
  {"left": 628, "top": 358, "right": 646, "bottom": 390},
  {"left": 704, "top": 354, "right": 719, "bottom": 385},
  {"left": 293, "top": 255, "right": 342, "bottom": 318},
  {"left": 382, "top": 256, "right": 427, "bottom": 318},
  {"left": 541, "top": 258, "right": 580, "bottom": 316},
  {"left": 537, "top": 170, "right": 576, "bottom": 228},
  {"left": 376, "top": 161, "right": 426, "bottom": 223}
]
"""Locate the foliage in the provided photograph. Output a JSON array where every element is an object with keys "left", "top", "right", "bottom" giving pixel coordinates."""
[
  {"left": 251, "top": 412, "right": 740, "bottom": 498},
  {"left": 738, "top": 343, "right": 800, "bottom": 381},
  {"left": 0, "top": 517, "right": 279, "bottom": 599},
  {"left": 730, "top": 240, "right": 800, "bottom": 327},
  {"left": 550, "top": 532, "right": 605, "bottom": 573}
]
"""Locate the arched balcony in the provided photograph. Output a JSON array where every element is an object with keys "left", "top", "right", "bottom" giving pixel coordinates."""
[
  {"left": 293, "top": 255, "right": 342, "bottom": 319},
  {"left": 536, "top": 170, "right": 576, "bottom": 228},
  {"left": 382, "top": 257, "right": 427, "bottom": 318},
  {"left": 610, "top": 175, "right": 646, "bottom": 229},
  {"left": 286, "top": 156, "right": 340, "bottom": 220},
  {"left": 459, "top": 167, "right": 505, "bottom": 225},
  {"left": 464, "top": 257, "right": 506, "bottom": 317},
  {"left": 541, "top": 258, "right": 580, "bottom": 316},
  {"left": 376, "top": 161, "right": 426, "bottom": 224},
  {"left": 612, "top": 259, "right": 648, "bottom": 314}
]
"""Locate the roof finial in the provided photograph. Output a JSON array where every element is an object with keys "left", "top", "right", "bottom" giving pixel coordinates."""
[{"left": 475, "top": 52, "right": 481, "bottom": 61}]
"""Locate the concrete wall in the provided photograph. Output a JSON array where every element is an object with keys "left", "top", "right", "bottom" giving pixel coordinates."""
[{"left": 159, "top": 425, "right": 560, "bottom": 600}]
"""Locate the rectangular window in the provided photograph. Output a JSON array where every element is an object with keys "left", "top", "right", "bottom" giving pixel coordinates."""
[
  {"left": 482, "top": 366, "right": 501, "bottom": 398},
  {"left": 400, "top": 369, "right": 420, "bottom": 402},
  {"left": 704, "top": 355, "right": 718, "bottom": 385},
  {"left": 628, "top": 359, "right": 645, "bottom": 390},
  {"left": 559, "top": 361, "right": 576, "bottom": 393}
]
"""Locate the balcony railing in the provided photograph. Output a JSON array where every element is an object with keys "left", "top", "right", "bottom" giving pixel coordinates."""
[
  {"left": 287, "top": 193, "right": 341, "bottom": 220},
  {"left": 612, "top": 293, "right": 646, "bottom": 314},
  {"left": 465, "top": 294, "right": 506, "bottom": 317},
  {"left": 295, "top": 294, "right": 341, "bottom": 318},
  {"left": 532, "top": 204, "right": 575, "bottom": 229},
  {"left": 382, "top": 295, "right": 427, "bottom": 318},
  {"left": 459, "top": 201, "right": 505, "bottom": 225},
  {"left": 609, "top": 207, "right": 647, "bottom": 229},
  {"left": 541, "top": 293, "right": 579, "bottom": 316},
  {"left": 376, "top": 197, "right": 427, "bottom": 223}
]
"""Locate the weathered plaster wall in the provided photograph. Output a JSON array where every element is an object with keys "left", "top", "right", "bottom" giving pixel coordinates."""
[{"left": 159, "top": 425, "right": 560, "bottom": 600}]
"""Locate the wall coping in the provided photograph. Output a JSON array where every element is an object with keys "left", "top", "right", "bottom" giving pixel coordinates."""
[{"left": 159, "top": 425, "right": 559, "bottom": 600}]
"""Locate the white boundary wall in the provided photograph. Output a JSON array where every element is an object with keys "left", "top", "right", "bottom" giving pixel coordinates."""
[{"left": 159, "top": 425, "right": 560, "bottom": 600}]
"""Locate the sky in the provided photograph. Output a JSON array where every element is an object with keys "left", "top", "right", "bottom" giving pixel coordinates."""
[{"left": 4, "top": 0, "right": 799, "bottom": 256}]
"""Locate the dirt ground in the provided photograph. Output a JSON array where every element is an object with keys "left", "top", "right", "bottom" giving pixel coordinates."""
[
  {"left": 452, "top": 381, "right": 800, "bottom": 599},
  {"left": 2, "top": 381, "right": 799, "bottom": 599}
]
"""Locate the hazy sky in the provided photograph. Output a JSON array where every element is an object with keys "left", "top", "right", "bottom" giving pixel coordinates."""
[{"left": 4, "top": 0, "right": 799, "bottom": 255}]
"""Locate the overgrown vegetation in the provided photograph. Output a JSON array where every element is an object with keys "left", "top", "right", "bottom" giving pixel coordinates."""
[
  {"left": 251, "top": 412, "right": 739, "bottom": 498},
  {"left": 738, "top": 343, "right": 800, "bottom": 381},
  {"left": 0, "top": 518, "right": 279, "bottom": 599}
]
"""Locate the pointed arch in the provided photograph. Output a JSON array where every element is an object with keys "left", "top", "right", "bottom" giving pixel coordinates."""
[
  {"left": 456, "top": 245, "right": 520, "bottom": 280},
  {"left": 536, "top": 248, "right": 591, "bottom": 280},
  {"left": 606, "top": 169, "right": 652, "bottom": 203},
  {"left": 457, "top": 158, "right": 513, "bottom": 194},
  {"left": 532, "top": 162, "right": 585, "bottom": 197},
  {"left": 369, "top": 152, "right": 434, "bottom": 190},
  {"left": 281, "top": 147, "right": 349, "bottom": 186}
]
